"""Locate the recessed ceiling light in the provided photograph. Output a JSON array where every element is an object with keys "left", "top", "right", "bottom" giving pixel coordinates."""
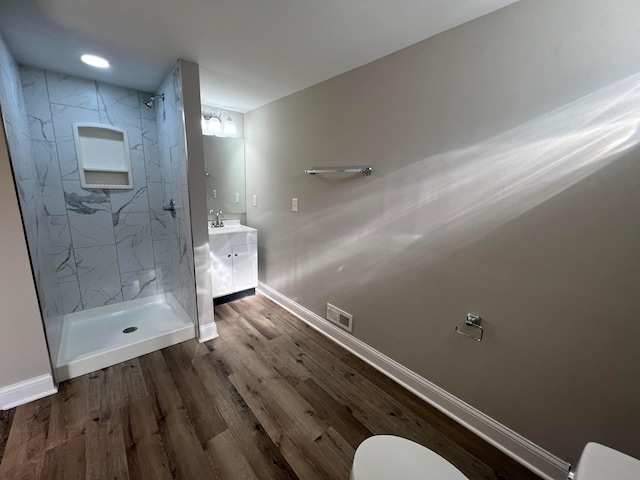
[{"left": 80, "top": 54, "right": 110, "bottom": 68}]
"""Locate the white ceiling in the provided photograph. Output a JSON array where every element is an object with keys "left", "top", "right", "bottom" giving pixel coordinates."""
[{"left": 0, "top": 0, "right": 518, "bottom": 113}]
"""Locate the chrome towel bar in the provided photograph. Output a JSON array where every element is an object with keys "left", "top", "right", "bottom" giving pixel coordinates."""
[{"left": 305, "top": 166, "right": 372, "bottom": 176}]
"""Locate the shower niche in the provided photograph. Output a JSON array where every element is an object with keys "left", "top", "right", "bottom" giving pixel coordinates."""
[{"left": 73, "top": 123, "right": 132, "bottom": 189}]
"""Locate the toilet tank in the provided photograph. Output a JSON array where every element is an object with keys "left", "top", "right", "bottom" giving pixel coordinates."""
[{"left": 574, "top": 443, "right": 640, "bottom": 480}]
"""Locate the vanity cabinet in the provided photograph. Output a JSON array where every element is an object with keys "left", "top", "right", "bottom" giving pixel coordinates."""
[
  {"left": 209, "top": 223, "right": 258, "bottom": 298},
  {"left": 210, "top": 243, "right": 257, "bottom": 297}
]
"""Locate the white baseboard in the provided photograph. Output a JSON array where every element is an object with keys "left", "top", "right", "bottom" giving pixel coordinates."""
[
  {"left": 0, "top": 373, "right": 57, "bottom": 410},
  {"left": 199, "top": 321, "right": 219, "bottom": 343},
  {"left": 257, "top": 282, "right": 570, "bottom": 480}
]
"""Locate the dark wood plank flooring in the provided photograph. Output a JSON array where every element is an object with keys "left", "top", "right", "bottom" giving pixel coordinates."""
[{"left": 0, "top": 293, "right": 541, "bottom": 479}]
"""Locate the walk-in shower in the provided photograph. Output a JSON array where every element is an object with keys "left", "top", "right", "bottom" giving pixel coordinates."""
[{"left": 0, "top": 52, "right": 200, "bottom": 383}]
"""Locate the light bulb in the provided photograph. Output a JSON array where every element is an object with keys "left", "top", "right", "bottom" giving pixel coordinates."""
[
  {"left": 80, "top": 54, "right": 110, "bottom": 68},
  {"left": 211, "top": 117, "right": 222, "bottom": 134},
  {"left": 224, "top": 115, "right": 236, "bottom": 136}
]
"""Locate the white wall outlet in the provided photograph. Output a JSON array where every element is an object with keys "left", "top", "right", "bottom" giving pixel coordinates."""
[
  {"left": 252, "top": 194, "right": 257, "bottom": 207},
  {"left": 235, "top": 192, "right": 240, "bottom": 204},
  {"left": 292, "top": 197, "right": 298, "bottom": 212},
  {"left": 212, "top": 189, "right": 216, "bottom": 199}
]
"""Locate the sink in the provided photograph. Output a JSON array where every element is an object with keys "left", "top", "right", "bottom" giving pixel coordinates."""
[
  {"left": 208, "top": 224, "right": 256, "bottom": 235},
  {"left": 208, "top": 222, "right": 257, "bottom": 249}
]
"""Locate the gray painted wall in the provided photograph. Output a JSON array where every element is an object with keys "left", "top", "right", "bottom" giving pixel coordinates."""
[{"left": 245, "top": 0, "right": 640, "bottom": 465}]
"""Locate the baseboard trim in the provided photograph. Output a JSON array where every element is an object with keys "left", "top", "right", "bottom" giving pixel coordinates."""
[
  {"left": 257, "top": 282, "right": 570, "bottom": 480},
  {"left": 199, "top": 321, "right": 219, "bottom": 343},
  {"left": 0, "top": 373, "right": 57, "bottom": 410}
]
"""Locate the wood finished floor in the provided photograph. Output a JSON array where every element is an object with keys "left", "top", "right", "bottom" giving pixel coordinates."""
[{"left": 0, "top": 294, "right": 541, "bottom": 479}]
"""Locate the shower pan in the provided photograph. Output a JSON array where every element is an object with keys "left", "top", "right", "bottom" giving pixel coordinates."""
[{"left": 55, "top": 293, "right": 193, "bottom": 381}]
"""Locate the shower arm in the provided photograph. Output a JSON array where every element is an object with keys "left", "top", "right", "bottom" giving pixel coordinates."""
[{"left": 143, "top": 93, "right": 164, "bottom": 108}]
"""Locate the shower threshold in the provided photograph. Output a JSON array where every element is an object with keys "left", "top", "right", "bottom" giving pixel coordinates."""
[{"left": 55, "top": 292, "right": 195, "bottom": 382}]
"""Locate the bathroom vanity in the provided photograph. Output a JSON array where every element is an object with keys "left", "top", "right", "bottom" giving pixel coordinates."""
[{"left": 209, "top": 221, "right": 258, "bottom": 298}]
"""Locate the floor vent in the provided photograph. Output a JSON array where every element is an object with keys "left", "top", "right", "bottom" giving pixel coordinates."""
[{"left": 326, "top": 304, "right": 353, "bottom": 332}]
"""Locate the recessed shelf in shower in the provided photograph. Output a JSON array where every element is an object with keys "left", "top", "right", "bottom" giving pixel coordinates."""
[{"left": 73, "top": 122, "right": 133, "bottom": 189}]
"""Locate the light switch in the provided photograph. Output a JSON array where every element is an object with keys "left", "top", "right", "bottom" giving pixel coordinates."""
[
  {"left": 212, "top": 189, "right": 216, "bottom": 199},
  {"left": 252, "top": 194, "right": 257, "bottom": 207},
  {"left": 292, "top": 197, "right": 298, "bottom": 212},
  {"left": 235, "top": 192, "right": 240, "bottom": 204}
]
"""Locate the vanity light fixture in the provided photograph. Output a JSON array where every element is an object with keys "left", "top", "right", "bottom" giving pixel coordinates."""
[
  {"left": 201, "top": 113, "right": 222, "bottom": 135},
  {"left": 80, "top": 54, "right": 110, "bottom": 69},
  {"left": 202, "top": 110, "right": 237, "bottom": 137}
]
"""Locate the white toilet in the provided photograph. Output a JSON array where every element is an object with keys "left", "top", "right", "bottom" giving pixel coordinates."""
[
  {"left": 350, "top": 436, "right": 466, "bottom": 480},
  {"left": 350, "top": 435, "right": 640, "bottom": 480}
]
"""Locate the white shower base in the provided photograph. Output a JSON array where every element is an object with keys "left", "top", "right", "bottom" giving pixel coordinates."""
[{"left": 55, "top": 293, "right": 195, "bottom": 381}]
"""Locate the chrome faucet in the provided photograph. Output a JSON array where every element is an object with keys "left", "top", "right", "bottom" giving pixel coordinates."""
[{"left": 212, "top": 210, "right": 224, "bottom": 228}]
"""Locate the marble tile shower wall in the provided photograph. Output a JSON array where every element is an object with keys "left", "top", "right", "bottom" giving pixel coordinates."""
[
  {"left": 155, "top": 62, "right": 197, "bottom": 323},
  {"left": 19, "top": 66, "right": 171, "bottom": 312},
  {"left": 0, "top": 36, "right": 64, "bottom": 361}
]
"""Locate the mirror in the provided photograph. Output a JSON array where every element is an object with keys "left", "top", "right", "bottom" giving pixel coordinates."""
[{"left": 203, "top": 136, "right": 246, "bottom": 214}]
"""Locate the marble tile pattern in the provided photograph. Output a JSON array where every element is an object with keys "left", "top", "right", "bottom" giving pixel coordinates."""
[
  {"left": 147, "top": 182, "right": 167, "bottom": 240},
  {"left": 121, "top": 269, "right": 158, "bottom": 301},
  {"left": 20, "top": 67, "right": 54, "bottom": 142},
  {"left": 75, "top": 245, "right": 123, "bottom": 309},
  {"left": 32, "top": 140, "right": 66, "bottom": 215},
  {"left": 114, "top": 212, "right": 154, "bottom": 274},
  {"left": 156, "top": 63, "right": 197, "bottom": 323},
  {"left": 46, "top": 215, "right": 77, "bottom": 283},
  {"left": 16, "top": 63, "right": 195, "bottom": 314}
]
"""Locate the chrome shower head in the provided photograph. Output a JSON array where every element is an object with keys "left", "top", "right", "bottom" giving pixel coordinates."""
[{"left": 143, "top": 93, "right": 164, "bottom": 108}]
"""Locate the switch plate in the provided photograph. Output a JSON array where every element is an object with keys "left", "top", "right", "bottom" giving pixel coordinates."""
[
  {"left": 235, "top": 192, "right": 240, "bottom": 204},
  {"left": 212, "top": 189, "right": 216, "bottom": 199},
  {"left": 292, "top": 197, "right": 298, "bottom": 212},
  {"left": 252, "top": 194, "right": 257, "bottom": 207}
]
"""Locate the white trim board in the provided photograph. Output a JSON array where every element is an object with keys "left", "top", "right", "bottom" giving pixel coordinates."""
[
  {"left": 257, "top": 282, "right": 570, "bottom": 480},
  {"left": 199, "top": 322, "right": 219, "bottom": 343},
  {"left": 0, "top": 373, "right": 57, "bottom": 410}
]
